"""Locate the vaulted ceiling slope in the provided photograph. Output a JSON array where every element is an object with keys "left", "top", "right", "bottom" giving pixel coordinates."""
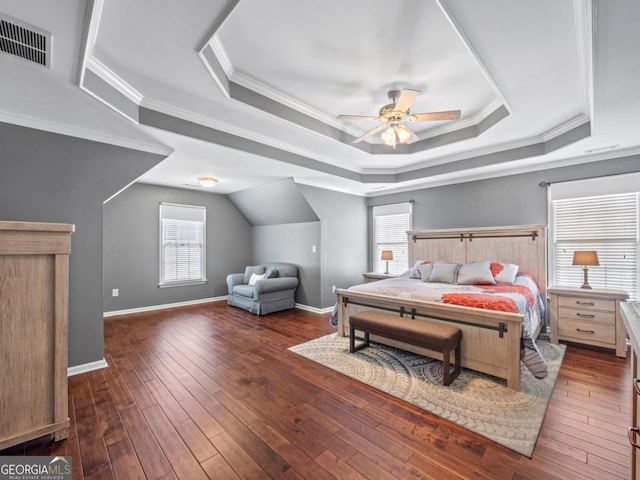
[{"left": 1, "top": 0, "right": 639, "bottom": 196}]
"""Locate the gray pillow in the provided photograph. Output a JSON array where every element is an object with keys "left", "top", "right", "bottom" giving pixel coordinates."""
[
  {"left": 265, "top": 266, "right": 278, "bottom": 279},
  {"left": 428, "top": 262, "right": 460, "bottom": 284},
  {"left": 417, "top": 263, "right": 434, "bottom": 282},
  {"left": 457, "top": 260, "right": 496, "bottom": 285},
  {"left": 243, "top": 265, "right": 265, "bottom": 284}
]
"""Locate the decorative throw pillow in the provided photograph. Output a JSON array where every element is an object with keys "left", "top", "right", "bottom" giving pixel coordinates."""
[
  {"left": 248, "top": 273, "right": 265, "bottom": 286},
  {"left": 243, "top": 265, "right": 266, "bottom": 284},
  {"left": 428, "top": 262, "right": 461, "bottom": 284},
  {"left": 408, "top": 260, "right": 425, "bottom": 278},
  {"left": 417, "top": 263, "right": 434, "bottom": 281},
  {"left": 490, "top": 262, "right": 519, "bottom": 284},
  {"left": 265, "top": 267, "right": 278, "bottom": 279},
  {"left": 457, "top": 260, "right": 496, "bottom": 285}
]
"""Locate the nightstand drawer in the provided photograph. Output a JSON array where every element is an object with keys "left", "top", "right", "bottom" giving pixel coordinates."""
[
  {"left": 558, "top": 307, "right": 616, "bottom": 325},
  {"left": 557, "top": 295, "right": 615, "bottom": 312},
  {"left": 559, "top": 319, "right": 616, "bottom": 344}
]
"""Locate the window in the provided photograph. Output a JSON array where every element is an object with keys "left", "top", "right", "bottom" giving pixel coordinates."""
[
  {"left": 159, "top": 203, "right": 206, "bottom": 286},
  {"left": 372, "top": 202, "right": 413, "bottom": 275},
  {"left": 549, "top": 174, "right": 639, "bottom": 301}
]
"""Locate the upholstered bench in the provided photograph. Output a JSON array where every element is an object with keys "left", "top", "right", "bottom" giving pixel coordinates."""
[{"left": 349, "top": 310, "right": 462, "bottom": 386}]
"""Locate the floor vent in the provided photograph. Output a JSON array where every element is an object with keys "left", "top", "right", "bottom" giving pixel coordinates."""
[{"left": 0, "top": 14, "right": 50, "bottom": 67}]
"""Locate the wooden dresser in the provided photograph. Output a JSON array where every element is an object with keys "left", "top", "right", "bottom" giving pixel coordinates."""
[
  {"left": 0, "top": 221, "right": 74, "bottom": 450},
  {"left": 621, "top": 302, "right": 640, "bottom": 479},
  {"left": 548, "top": 286, "right": 629, "bottom": 357}
]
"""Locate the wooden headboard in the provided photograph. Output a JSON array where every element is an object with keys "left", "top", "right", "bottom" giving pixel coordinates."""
[{"left": 407, "top": 224, "right": 547, "bottom": 296}]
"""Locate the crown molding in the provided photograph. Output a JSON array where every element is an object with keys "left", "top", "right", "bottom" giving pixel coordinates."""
[
  {"left": 76, "top": 0, "right": 102, "bottom": 86},
  {"left": 139, "top": 97, "right": 361, "bottom": 173},
  {"left": 0, "top": 110, "right": 173, "bottom": 156},
  {"left": 208, "top": 34, "right": 234, "bottom": 78},
  {"left": 436, "top": 0, "right": 511, "bottom": 114},
  {"left": 231, "top": 70, "right": 364, "bottom": 138},
  {"left": 573, "top": 0, "right": 595, "bottom": 119},
  {"left": 541, "top": 113, "right": 590, "bottom": 142},
  {"left": 85, "top": 56, "right": 143, "bottom": 104}
]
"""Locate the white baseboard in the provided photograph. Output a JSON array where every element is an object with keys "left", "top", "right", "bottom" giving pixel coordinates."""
[
  {"left": 295, "top": 303, "right": 334, "bottom": 314},
  {"left": 104, "top": 296, "right": 227, "bottom": 318},
  {"left": 68, "top": 358, "right": 108, "bottom": 377}
]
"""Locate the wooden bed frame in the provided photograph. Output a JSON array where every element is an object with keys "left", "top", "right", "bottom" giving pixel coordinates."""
[{"left": 336, "top": 224, "right": 547, "bottom": 390}]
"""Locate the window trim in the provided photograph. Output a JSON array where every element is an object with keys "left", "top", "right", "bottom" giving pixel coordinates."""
[
  {"left": 158, "top": 202, "right": 207, "bottom": 287},
  {"left": 548, "top": 173, "right": 640, "bottom": 300},
  {"left": 371, "top": 202, "right": 413, "bottom": 275}
]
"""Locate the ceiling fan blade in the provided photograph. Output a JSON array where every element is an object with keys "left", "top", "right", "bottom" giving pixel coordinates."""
[
  {"left": 405, "top": 126, "right": 420, "bottom": 144},
  {"left": 408, "top": 110, "right": 461, "bottom": 122},
  {"left": 352, "top": 124, "right": 386, "bottom": 144},
  {"left": 337, "top": 114, "right": 379, "bottom": 121},
  {"left": 394, "top": 89, "right": 420, "bottom": 113}
]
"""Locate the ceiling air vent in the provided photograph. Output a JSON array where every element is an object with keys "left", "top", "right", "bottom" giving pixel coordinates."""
[{"left": 0, "top": 14, "right": 50, "bottom": 67}]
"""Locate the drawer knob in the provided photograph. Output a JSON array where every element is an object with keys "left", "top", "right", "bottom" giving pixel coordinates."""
[
  {"left": 629, "top": 427, "right": 640, "bottom": 449},
  {"left": 576, "top": 301, "right": 595, "bottom": 306},
  {"left": 576, "top": 313, "right": 595, "bottom": 318},
  {"left": 576, "top": 328, "right": 595, "bottom": 334},
  {"left": 634, "top": 378, "right": 640, "bottom": 396}
]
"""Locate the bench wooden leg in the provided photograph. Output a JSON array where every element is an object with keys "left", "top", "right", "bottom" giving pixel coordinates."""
[
  {"left": 445, "top": 343, "right": 461, "bottom": 386},
  {"left": 349, "top": 326, "right": 369, "bottom": 353},
  {"left": 443, "top": 346, "right": 452, "bottom": 386},
  {"left": 442, "top": 342, "right": 462, "bottom": 386}
]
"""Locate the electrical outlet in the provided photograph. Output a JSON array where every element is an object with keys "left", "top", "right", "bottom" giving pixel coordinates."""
[
  {"left": 332, "top": 285, "right": 336, "bottom": 293},
  {"left": 112, "top": 288, "right": 119, "bottom": 297},
  {"left": 312, "top": 245, "right": 317, "bottom": 253}
]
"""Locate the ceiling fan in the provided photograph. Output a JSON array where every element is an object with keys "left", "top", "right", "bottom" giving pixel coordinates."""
[{"left": 337, "top": 89, "right": 461, "bottom": 148}]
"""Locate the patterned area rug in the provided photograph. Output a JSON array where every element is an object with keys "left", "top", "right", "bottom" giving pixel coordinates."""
[{"left": 288, "top": 333, "right": 565, "bottom": 457}]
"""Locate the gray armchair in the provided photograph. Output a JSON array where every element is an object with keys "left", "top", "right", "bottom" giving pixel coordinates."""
[{"left": 226, "top": 262, "right": 298, "bottom": 315}]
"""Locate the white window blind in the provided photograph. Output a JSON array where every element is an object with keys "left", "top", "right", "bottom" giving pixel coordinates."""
[
  {"left": 552, "top": 192, "right": 639, "bottom": 300},
  {"left": 372, "top": 202, "right": 412, "bottom": 275},
  {"left": 159, "top": 203, "right": 206, "bottom": 286}
]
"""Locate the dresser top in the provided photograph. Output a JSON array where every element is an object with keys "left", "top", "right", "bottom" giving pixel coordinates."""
[
  {"left": 548, "top": 286, "right": 629, "bottom": 300},
  {"left": 0, "top": 221, "right": 75, "bottom": 233},
  {"left": 621, "top": 302, "right": 640, "bottom": 354}
]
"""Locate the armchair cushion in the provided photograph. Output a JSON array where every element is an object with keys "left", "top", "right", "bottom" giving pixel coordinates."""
[{"left": 243, "top": 265, "right": 266, "bottom": 284}]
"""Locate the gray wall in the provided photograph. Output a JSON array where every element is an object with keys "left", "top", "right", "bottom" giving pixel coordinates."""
[
  {"left": 252, "top": 222, "right": 321, "bottom": 306},
  {"left": 0, "top": 122, "right": 165, "bottom": 367},
  {"left": 368, "top": 155, "right": 640, "bottom": 268},
  {"left": 362, "top": 155, "right": 640, "bottom": 332},
  {"left": 300, "top": 185, "right": 368, "bottom": 308},
  {"left": 103, "top": 183, "right": 252, "bottom": 312}
]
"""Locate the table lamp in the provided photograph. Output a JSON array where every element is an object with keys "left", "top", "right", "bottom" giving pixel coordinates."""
[
  {"left": 572, "top": 250, "right": 599, "bottom": 289},
  {"left": 381, "top": 250, "right": 393, "bottom": 274}
]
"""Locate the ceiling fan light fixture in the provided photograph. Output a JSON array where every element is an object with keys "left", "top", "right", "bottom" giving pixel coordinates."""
[
  {"left": 197, "top": 176, "right": 219, "bottom": 188},
  {"left": 381, "top": 126, "right": 397, "bottom": 147},
  {"left": 395, "top": 124, "right": 412, "bottom": 143}
]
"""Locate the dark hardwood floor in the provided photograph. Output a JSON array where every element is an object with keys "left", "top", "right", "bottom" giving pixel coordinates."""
[{"left": 2, "top": 302, "right": 632, "bottom": 479}]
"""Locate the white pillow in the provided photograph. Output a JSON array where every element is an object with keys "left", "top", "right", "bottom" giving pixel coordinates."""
[
  {"left": 248, "top": 273, "right": 265, "bottom": 286},
  {"left": 491, "top": 262, "right": 519, "bottom": 284},
  {"left": 457, "top": 260, "right": 496, "bottom": 285}
]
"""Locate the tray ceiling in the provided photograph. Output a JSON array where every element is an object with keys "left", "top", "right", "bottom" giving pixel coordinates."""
[{"left": 1, "top": 0, "right": 639, "bottom": 196}]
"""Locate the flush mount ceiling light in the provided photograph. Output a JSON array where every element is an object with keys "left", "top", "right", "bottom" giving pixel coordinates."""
[{"left": 197, "top": 176, "right": 218, "bottom": 188}]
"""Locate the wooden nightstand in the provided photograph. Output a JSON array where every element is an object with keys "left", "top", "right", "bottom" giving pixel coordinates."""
[
  {"left": 362, "top": 272, "right": 396, "bottom": 283},
  {"left": 548, "top": 286, "right": 629, "bottom": 357}
]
